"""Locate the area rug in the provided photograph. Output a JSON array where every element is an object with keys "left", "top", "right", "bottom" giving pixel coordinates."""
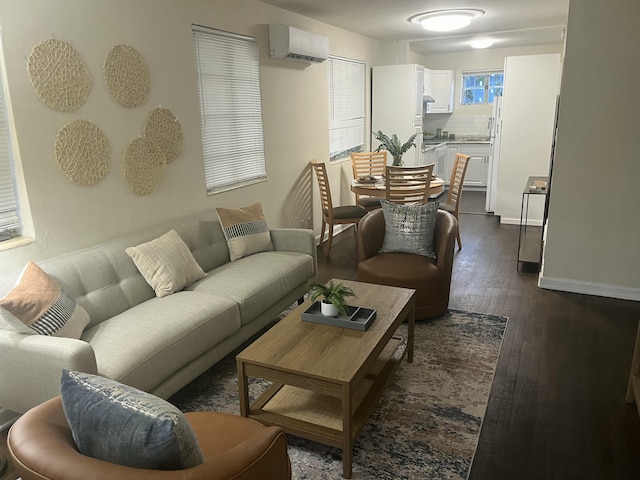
[{"left": 169, "top": 308, "right": 508, "bottom": 480}]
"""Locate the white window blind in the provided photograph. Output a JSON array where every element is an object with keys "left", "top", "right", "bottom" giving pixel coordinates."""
[
  {"left": 0, "top": 60, "right": 19, "bottom": 239},
  {"left": 328, "top": 56, "right": 365, "bottom": 160},
  {"left": 192, "top": 26, "right": 266, "bottom": 193}
]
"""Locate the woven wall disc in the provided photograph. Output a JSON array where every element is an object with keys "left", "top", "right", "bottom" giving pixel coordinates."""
[
  {"left": 143, "top": 107, "right": 183, "bottom": 163},
  {"left": 122, "top": 137, "right": 166, "bottom": 195},
  {"left": 55, "top": 119, "right": 111, "bottom": 186},
  {"left": 104, "top": 45, "right": 150, "bottom": 107},
  {"left": 28, "top": 39, "right": 91, "bottom": 112}
]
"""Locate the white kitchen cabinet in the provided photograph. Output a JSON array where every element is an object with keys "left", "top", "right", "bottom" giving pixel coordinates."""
[
  {"left": 446, "top": 143, "right": 490, "bottom": 187},
  {"left": 429, "top": 70, "right": 454, "bottom": 114},
  {"left": 372, "top": 64, "right": 424, "bottom": 166},
  {"left": 422, "top": 148, "right": 435, "bottom": 167}
]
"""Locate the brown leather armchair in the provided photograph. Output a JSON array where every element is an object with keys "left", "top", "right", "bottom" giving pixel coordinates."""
[
  {"left": 357, "top": 209, "right": 457, "bottom": 320},
  {"left": 8, "top": 396, "right": 292, "bottom": 480}
]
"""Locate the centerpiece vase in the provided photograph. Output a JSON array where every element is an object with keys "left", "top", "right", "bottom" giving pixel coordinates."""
[{"left": 392, "top": 154, "right": 403, "bottom": 166}]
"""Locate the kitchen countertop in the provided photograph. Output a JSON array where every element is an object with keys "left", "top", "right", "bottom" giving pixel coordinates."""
[{"left": 422, "top": 136, "right": 490, "bottom": 151}]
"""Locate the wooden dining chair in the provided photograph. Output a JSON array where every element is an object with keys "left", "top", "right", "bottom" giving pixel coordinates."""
[
  {"left": 439, "top": 153, "right": 471, "bottom": 249},
  {"left": 351, "top": 151, "right": 387, "bottom": 211},
  {"left": 385, "top": 163, "right": 435, "bottom": 205},
  {"left": 310, "top": 160, "right": 367, "bottom": 256}
]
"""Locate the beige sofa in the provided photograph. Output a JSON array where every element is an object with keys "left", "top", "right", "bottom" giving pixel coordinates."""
[{"left": 0, "top": 210, "right": 317, "bottom": 416}]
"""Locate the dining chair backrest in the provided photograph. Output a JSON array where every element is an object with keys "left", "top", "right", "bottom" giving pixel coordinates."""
[
  {"left": 351, "top": 151, "right": 387, "bottom": 179},
  {"left": 385, "top": 163, "right": 435, "bottom": 205},
  {"left": 446, "top": 153, "right": 471, "bottom": 215},
  {"left": 311, "top": 160, "right": 333, "bottom": 216}
]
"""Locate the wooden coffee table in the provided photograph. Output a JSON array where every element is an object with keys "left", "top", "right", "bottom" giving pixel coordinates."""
[{"left": 236, "top": 279, "right": 415, "bottom": 479}]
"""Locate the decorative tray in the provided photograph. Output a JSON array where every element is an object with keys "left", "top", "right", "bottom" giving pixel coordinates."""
[{"left": 301, "top": 301, "right": 376, "bottom": 331}]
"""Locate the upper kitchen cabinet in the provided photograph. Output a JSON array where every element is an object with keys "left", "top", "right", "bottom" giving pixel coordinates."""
[
  {"left": 372, "top": 64, "right": 424, "bottom": 166},
  {"left": 428, "top": 70, "right": 455, "bottom": 114}
]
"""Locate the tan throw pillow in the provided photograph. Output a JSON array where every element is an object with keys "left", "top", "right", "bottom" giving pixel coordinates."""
[
  {"left": 125, "top": 229, "right": 206, "bottom": 298},
  {"left": 216, "top": 202, "right": 274, "bottom": 261},
  {"left": 0, "top": 261, "right": 90, "bottom": 339}
]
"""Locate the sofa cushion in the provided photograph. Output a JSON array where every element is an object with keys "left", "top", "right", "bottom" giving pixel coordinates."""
[
  {"left": 187, "top": 251, "right": 313, "bottom": 325},
  {"left": 216, "top": 203, "right": 274, "bottom": 261},
  {"left": 126, "top": 229, "right": 206, "bottom": 298},
  {"left": 60, "top": 369, "right": 205, "bottom": 470},
  {"left": 379, "top": 200, "right": 438, "bottom": 258},
  {"left": 0, "top": 262, "right": 90, "bottom": 338},
  {"left": 82, "top": 291, "right": 240, "bottom": 392}
]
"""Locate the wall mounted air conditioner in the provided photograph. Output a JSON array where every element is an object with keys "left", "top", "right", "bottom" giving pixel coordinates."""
[{"left": 269, "top": 24, "right": 329, "bottom": 64}]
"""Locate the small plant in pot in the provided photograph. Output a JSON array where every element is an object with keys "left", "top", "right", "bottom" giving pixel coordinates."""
[
  {"left": 373, "top": 130, "right": 419, "bottom": 166},
  {"left": 307, "top": 280, "right": 357, "bottom": 317}
]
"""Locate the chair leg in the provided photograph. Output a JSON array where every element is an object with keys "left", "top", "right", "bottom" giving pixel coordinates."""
[
  {"left": 326, "top": 223, "right": 334, "bottom": 256},
  {"left": 319, "top": 219, "right": 327, "bottom": 247},
  {"left": 456, "top": 228, "right": 462, "bottom": 249}
]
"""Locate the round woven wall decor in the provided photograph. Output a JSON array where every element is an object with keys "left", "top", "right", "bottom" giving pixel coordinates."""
[
  {"left": 143, "top": 107, "right": 183, "bottom": 163},
  {"left": 122, "top": 137, "right": 166, "bottom": 195},
  {"left": 55, "top": 119, "right": 111, "bottom": 186},
  {"left": 104, "top": 45, "right": 150, "bottom": 107},
  {"left": 28, "top": 39, "right": 91, "bottom": 112}
]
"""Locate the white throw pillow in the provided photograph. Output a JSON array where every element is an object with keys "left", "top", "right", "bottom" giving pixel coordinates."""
[{"left": 126, "top": 229, "right": 206, "bottom": 298}]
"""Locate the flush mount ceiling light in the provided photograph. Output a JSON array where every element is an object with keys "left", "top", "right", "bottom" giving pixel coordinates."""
[
  {"left": 410, "top": 9, "right": 485, "bottom": 32},
  {"left": 470, "top": 39, "right": 494, "bottom": 49}
]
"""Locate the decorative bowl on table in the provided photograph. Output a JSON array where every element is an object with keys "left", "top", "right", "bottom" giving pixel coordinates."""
[{"left": 357, "top": 175, "right": 377, "bottom": 184}]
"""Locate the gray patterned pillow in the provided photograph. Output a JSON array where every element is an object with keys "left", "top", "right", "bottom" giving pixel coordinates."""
[
  {"left": 60, "top": 369, "right": 204, "bottom": 470},
  {"left": 379, "top": 200, "right": 438, "bottom": 258}
]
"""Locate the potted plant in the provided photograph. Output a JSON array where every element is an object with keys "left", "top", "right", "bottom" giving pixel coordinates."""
[
  {"left": 373, "top": 130, "right": 419, "bottom": 166},
  {"left": 307, "top": 280, "right": 357, "bottom": 317}
]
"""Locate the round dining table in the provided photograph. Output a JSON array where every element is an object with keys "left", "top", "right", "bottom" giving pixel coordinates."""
[{"left": 350, "top": 176, "right": 445, "bottom": 199}]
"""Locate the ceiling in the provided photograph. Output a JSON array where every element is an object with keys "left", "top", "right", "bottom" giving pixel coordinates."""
[{"left": 259, "top": 0, "right": 569, "bottom": 55}]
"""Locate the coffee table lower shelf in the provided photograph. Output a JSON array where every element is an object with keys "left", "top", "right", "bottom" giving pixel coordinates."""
[{"left": 245, "top": 336, "right": 407, "bottom": 456}]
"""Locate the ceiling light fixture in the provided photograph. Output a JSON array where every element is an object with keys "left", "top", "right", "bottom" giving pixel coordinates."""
[
  {"left": 470, "top": 39, "right": 494, "bottom": 49},
  {"left": 410, "top": 9, "right": 485, "bottom": 32}
]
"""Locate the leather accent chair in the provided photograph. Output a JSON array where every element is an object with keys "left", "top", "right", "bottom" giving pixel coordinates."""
[
  {"left": 8, "top": 396, "right": 292, "bottom": 480},
  {"left": 357, "top": 209, "right": 457, "bottom": 320}
]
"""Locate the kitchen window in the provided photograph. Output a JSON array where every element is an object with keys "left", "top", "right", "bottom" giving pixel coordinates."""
[
  {"left": 328, "top": 56, "right": 365, "bottom": 161},
  {"left": 0, "top": 56, "right": 20, "bottom": 241},
  {"left": 192, "top": 25, "right": 267, "bottom": 194},
  {"left": 461, "top": 70, "right": 504, "bottom": 105}
]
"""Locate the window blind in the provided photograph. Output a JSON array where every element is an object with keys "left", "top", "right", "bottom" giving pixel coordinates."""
[
  {"left": 192, "top": 26, "right": 267, "bottom": 193},
  {"left": 328, "top": 56, "right": 365, "bottom": 160},
  {"left": 0, "top": 61, "right": 18, "bottom": 238}
]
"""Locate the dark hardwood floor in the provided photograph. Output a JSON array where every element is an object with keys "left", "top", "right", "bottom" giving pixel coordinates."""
[
  {"left": 314, "top": 191, "right": 640, "bottom": 480},
  {"left": 2, "top": 191, "right": 639, "bottom": 480}
]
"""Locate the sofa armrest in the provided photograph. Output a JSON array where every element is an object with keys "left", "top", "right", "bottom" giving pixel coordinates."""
[
  {"left": 0, "top": 331, "right": 97, "bottom": 414},
  {"left": 270, "top": 228, "right": 317, "bottom": 266}
]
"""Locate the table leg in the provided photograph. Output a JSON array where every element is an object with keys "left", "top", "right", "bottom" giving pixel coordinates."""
[
  {"left": 407, "top": 302, "right": 415, "bottom": 363},
  {"left": 342, "top": 384, "right": 353, "bottom": 479},
  {"left": 237, "top": 360, "right": 249, "bottom": 417}
]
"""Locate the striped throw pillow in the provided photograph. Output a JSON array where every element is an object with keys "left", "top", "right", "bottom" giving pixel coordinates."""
[
  {"left": 216, "top": 202, "right": 274, "bottom": 261},
  {"left": 0, "top": 261, "right": 90, "bottom": 338}
]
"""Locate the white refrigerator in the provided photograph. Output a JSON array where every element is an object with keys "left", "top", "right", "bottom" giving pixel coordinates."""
[
  {"left": 371, "top": 64, "right": 424, "bottom": 166},
  {"left": 493, "top": 54, "right": 562, "bottom": 224},
  {"left": 486, "top": 96, "right": 503, "bottom": 212}
]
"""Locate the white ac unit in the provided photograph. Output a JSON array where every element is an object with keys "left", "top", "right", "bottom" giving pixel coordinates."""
[{"left": 269, "top": 25, "right": 329, "bottom": 64}]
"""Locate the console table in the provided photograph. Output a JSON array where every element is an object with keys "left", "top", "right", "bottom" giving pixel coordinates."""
[{"left": 518, "top": 176, "right": 548, "bottom": 273}]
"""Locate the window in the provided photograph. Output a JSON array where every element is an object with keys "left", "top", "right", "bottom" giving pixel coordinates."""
[
  {"left": 192, "top": 25, "right": 266, "bottom": 193},
  {"left": 0, "top": 59, "right": 19, "bottom": 241},
  {"left": 328, "top": 56, "right": 365, "bottom": 161},
  {"left": 461, "top": 71, "right": 504, "bottom": 105}
]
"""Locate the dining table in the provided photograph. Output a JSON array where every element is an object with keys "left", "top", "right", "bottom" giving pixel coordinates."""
[{"left": 350, "top": 175, "right": 445, "bottom": 199}]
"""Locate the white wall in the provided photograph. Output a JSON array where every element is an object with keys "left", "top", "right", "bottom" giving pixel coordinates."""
[
  {"left": 0, "top": 0, "right": 384, "bottom": 275},
  {"left": 540, "top": 0, "right": 640, "bottom": 300}
]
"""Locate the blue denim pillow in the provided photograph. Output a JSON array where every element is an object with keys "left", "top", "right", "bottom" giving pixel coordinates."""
[
  {"left": 379, "top": 200, "right": 438, "bottom": 258},
  {"left": 60, "top": 369, "right": 204, "bottom": 470}
]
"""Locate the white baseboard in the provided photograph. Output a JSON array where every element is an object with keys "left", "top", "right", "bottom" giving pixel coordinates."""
[
  {"left": 499, "top": 216, "right": 543, "bottom": 226},
  {"left": 538, "top": 275, "right": 640, "bottom": 301},
  {"left": 315, "top": 224, "right": 353, "bottom": 245}
]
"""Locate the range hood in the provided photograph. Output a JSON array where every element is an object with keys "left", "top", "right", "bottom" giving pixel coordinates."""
[{"left": 423, "top": 94, "right": 435, "bottom": 103}]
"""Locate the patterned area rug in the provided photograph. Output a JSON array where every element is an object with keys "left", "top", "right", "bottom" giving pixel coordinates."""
[{"left": 169, "top": 308, "right": 508, "bottom": 480}]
